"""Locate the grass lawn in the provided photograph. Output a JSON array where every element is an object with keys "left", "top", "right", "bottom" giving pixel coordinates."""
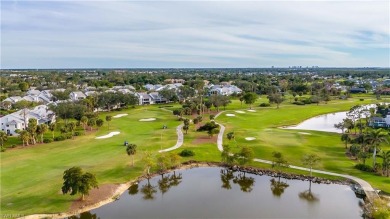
[
  {"left": 217, "top": 98, "right": 390, "bottom": 193},
  {"left": 1, "top": 97, "right": 390, "bottom": 216},
  {"left": 0, "top": 106, "right": 181, "bottom": 215}
]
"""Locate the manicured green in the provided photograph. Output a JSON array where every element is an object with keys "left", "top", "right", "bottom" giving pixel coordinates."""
[
  {"left": 1, "top": 97, "right": 390, "bottom": 216},
  {"left": 218, "top": 98, "right": 390, "bottom": 193},
  {"left": 1, "top": 106, "right": 180, "bottom": 215}
]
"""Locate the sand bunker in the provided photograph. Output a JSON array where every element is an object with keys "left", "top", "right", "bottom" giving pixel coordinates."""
[
  {"left": 139, "top": 118, "right": 156, "bottom": 122},
  {"left": 245, "top": 137, "right": 256, "bottom": 141},
  {"left": 235, "top": 110, "right": 246, "bottom": 114},
  {"left": 226, "top": 114, "right": 236, "bottom": 117},
  {"left": 247, "top": 110, "right": 256, "bottom": 112},
  {"left": 113, "top": 114, "right": 128, "bottom": 118},
  {"left": 95, "top": 131, "right": 120, "bottom": 139},
  {"left": 298, "top": 132, "right": 311, "bottom": 135}
]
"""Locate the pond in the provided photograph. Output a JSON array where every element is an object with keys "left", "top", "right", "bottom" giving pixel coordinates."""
[
  {"left": 71, "top": 167, "right": 364, "bottom": 219},
  {"left": 284, "top": 112, "right": 348, "bottom": 133},
  {"left": 284, "top": 104, "right": 388, "bottom": 133}
]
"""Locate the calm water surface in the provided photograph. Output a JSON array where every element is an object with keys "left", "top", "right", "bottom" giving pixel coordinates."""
[
  {"left": 284, "top": 104, "right": 387, "bottom": 133},
  {"left": 72, "top": 167, "right": 363, "bottom": 219},
  {"left": 284, "top": 112, "right": 348, "bottom": 133}
]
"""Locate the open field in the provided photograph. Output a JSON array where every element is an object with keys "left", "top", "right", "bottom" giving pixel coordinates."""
[
  {"left": 217, "top": 98, "right": 390, "bottom": 193},
  {"left": 0, "top": 106, "right": 180, "bottom": 215},
  {"left": 1, "top": 97, "right": 390, "bottom": 216}
]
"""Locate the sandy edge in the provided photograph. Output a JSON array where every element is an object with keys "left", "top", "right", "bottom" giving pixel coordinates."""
[
  {"left": 19, "top": 162, "right": 215, "bottom": 219},
  {"left": 139, "top": 118, "right": 156, "bottom": 121},
  {"left": 95, "top": 131, "right": 120, "bottom": 139},
  {"left": 18, "top": 161, "right": 390, "bottom": 219},
  {"left": 113, "top": 114, "right": 128, "bottom": 118}
]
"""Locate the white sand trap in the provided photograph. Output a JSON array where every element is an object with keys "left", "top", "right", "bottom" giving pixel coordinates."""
[
  {"left": 95, "top": 131, "right": 120, "bottom": 139},
  {"left": 247, "top": 110, "right": 256, "bottom": 112},
  {"left": 298, "top": 132, "right": 311, "bottom": 135},
  {"left": 139, "top": 118, "right": 156, "bottom": 122},
  {"left": 235, "top": 110, "right": 246, "bottom": 114},
  {"left": 245, "top": 137, "right": 256, "bottom": 141},
  {"left": 226, "top": 114, "right": 236, "bottom": 117},
  {"left": 113, "top": 114, "right": 128, "bottom": 118}
]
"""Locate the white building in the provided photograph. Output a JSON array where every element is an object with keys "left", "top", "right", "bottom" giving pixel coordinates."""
[
  {"left": 0, "top": 105, "right": 55, "bottom": 135},
  {"left": 207, "top": 84, "right": 242, "bottom": 96},
  {"left": 69, "top": 91, "right": 86, "bottom": 101}
]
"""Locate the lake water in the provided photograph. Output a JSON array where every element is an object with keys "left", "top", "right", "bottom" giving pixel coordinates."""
[
  {"left": 73, "top": 167, "right": 363, "bottom": 219},
  {"left": 284, "top": 104, "right": 389, "bottom": 133},
  {"left": 284, "top": 112, "right": 348, "bottom": 133}
]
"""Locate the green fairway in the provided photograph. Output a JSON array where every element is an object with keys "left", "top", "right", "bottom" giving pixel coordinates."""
[
  {"left": 1, "top": 98, "right": 390, "bottom": 216},
  {"left": 0, "top": 106, "right": 181, "bottom": 215},
  {"left": 217, "top": 98, "right": 390, "bottom": 193}
]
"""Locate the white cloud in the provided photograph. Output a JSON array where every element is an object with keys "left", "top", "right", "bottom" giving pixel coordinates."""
[{"left": 1, "top": 0, "right": 389, "bottom": 68}]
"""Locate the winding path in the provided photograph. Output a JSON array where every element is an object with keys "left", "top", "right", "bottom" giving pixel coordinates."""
[
  {"left": 215, "top": 111, "right": 379, "bottom": 203},
  {"left": 158, "top": 124, "right": 184, "bottom": 153},
  {"left": 214, "top": 111, "right": 225, "bottom": 152}
]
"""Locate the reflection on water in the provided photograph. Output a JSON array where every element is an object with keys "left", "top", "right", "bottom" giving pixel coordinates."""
[
  {"left": 68, "top": 212, "right": 100, "bottom": 219},
  {"left": 299, "top": 181, "right": 319, "bottom": 203},
  {"left": 270, "top": 177, "right": 290, "bottom": 197},
  {"left": 220, "top": 169, "right": 255, "bottom": 192},
  {"left": 73, "top": 167, "right": 363, "bottom": 219}
]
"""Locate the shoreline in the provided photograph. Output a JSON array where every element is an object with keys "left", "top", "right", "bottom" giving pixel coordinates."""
[
  {"left": 19, "top": 161, "right": 359, "bottom": 219},
  {"left": 19, "top": 162, "right": 214, "bottom": 219}
]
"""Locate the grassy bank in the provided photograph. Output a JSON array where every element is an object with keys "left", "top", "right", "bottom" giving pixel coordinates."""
[{"left": 1, "top": 97, "right": 389, "bottom": 216}]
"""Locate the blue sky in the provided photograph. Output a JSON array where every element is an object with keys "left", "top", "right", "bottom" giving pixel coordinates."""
[{"left": 1, "top": 0, "right": 389, "bottom": 69}]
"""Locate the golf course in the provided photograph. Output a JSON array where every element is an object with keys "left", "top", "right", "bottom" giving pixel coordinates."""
[{"left": 1, "top": 96, "right": 389, "bottom": 217}]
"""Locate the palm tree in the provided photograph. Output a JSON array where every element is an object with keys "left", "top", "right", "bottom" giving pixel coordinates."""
[
  {"left": 87, "top": 118, "right": 96, "bottom": 131},
  {"left": 126, "top": 144, "right": 137, "bottom": 166},
  {"left": 183, "top": 124, "right": 189, "bottom": 134},
  {"left": 67, "top": 122, "right": 76, "bottom": 139},
  {"left": 27, "top": 118, "right": 38, "bottom": 145},
  {"left": 0, "top": 131, "right": 8, "bottom": 147},
  {"left": 36, "top": 124, "right": 48, "bottom": 143},
  {"left": 366, "top": 129, "right": 388, "bottom": 168},
  {"left": 49, "top": 123, "right": 56, "bottom": 140},
  {"left": 227, "top": 131, "right": 235, "bottom": 141},
  {"left": 341, "top": 134, "right": 350, "bottom": 149},
  {"left": 19, "top": 130, "right": 30, "bottom": 146},
  {"left": 80, "top": 116, "right": 88, "bottom": 131},
  {"left": 301, "top": 154, "right": 321, "bottom": 177},
  {"left": 105, "top": 115, "right": 112, "bottom": 130},
  {"left": 96, "top": 119, "right": 104, "bottom": 130},
  {"left": 377, "top": 151, "right": 390, "bottom": 177}
]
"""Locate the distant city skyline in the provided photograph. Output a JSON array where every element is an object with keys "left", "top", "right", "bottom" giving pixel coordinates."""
[{"left": 1, "top": 0, "right": 389, "bottom": 69}]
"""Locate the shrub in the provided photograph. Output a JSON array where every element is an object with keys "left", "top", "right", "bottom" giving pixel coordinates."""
[
  {"left": 293, "top": 101, "right": 305, "bottom": 105},
  {"left": 259, "top": 103, "right": 270, "bottom": 107},
  {"left": 11, "top": 144, "right": 16, "bottom": 148},
  {"left": 359, "top": 98, "right": 364, "bottom": 101},
  {"left": 179, "top": 149, "right": 195, "bottom": 157},
  {"left": 64, "top": 133, "right": 72, "bottom": 139},
  {"left": 1, "top": 146, "right": 6, "bottom": 152},
  {"left": 209, "top": 115, "right": 215, "bottom": 120},
  {"left": 193, "top": 118, "right": 199, "bottom": 124},
  {"left": 355, "top": 163, "right": 374, "bottom": 172},
  {"left": 74, "top": 131, "right": 83, "bottom": 136},
  {"left": 197, "top": 121, "right": 219, "bottom": 132},
  {"left": 303, "top": 98, "right": 313, "bottom": 104},
  {"left": 54, "top": 135, "right": 66, "bottom": 141},
  {"left": 43, "top": 138, "right": 53, "bottom": 143}
]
